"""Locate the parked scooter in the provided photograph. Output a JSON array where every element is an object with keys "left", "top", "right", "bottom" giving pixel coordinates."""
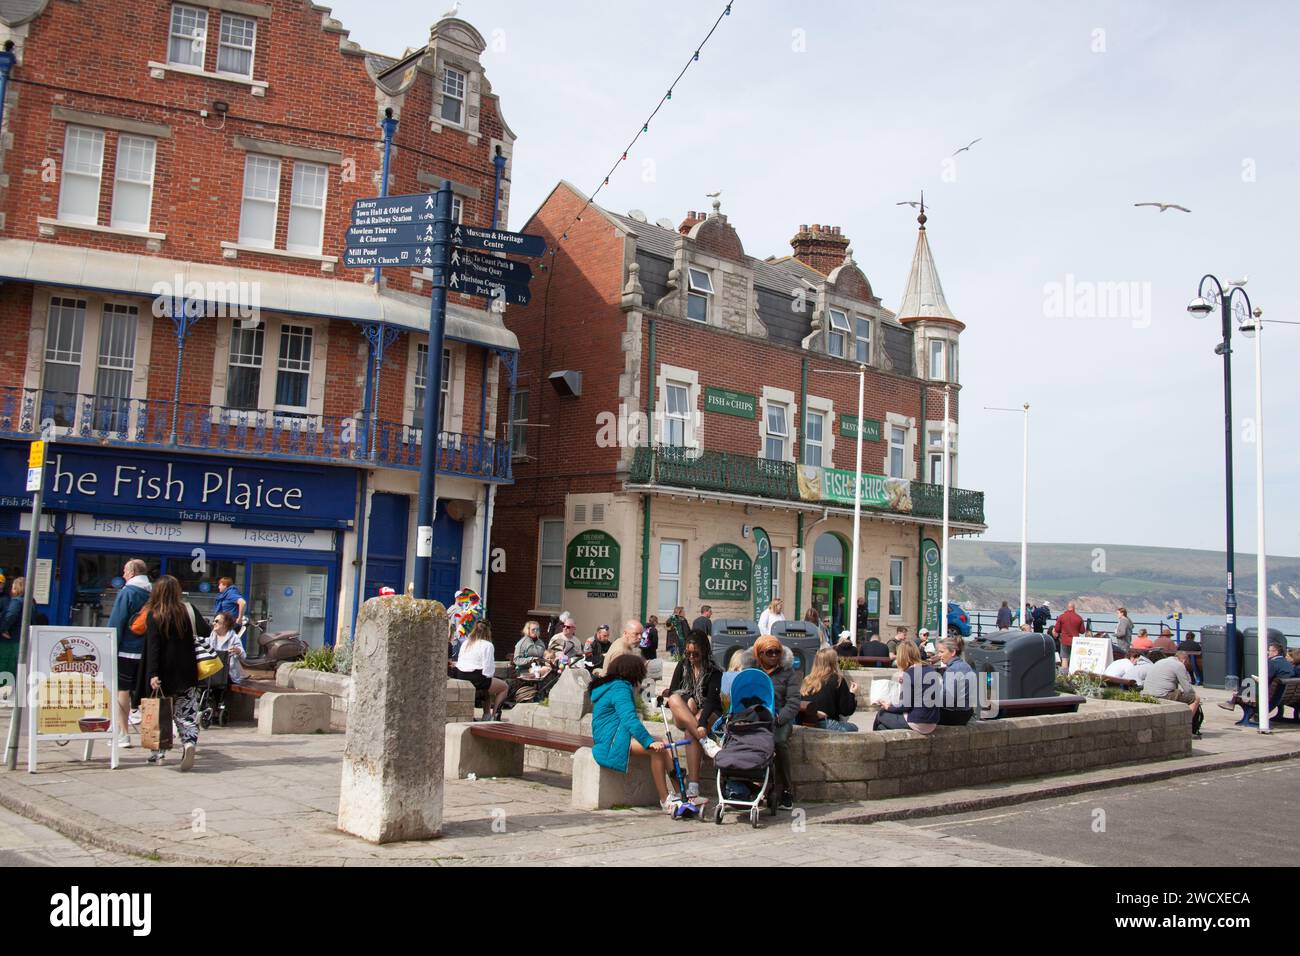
[{"left": 237, "top": 618, "right": 307, "bottom": 670}]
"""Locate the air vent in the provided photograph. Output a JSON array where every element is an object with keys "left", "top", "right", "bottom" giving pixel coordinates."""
[
  {"left": 591, "top": 503, "right": 605, "bottom": 523},
  {"left": 573, "top": 504, "right": 587, "bottom": 524}
]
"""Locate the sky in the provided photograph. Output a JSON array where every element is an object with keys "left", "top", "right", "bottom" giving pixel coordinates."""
[{"left": 326, "top": 0, "right": 1300, "bottom": 556}]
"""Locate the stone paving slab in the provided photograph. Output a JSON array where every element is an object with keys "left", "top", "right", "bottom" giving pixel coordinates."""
[{"left": 0, "top": 691, "right": 1295, "bottom": 867}]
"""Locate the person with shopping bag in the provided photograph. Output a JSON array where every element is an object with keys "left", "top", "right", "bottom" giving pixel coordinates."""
[{"left": 138, "top": 575, "right": 211, "bottom": 770}]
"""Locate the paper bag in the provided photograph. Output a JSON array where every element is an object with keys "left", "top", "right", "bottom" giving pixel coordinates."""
[
  {"left": 140, "top": 695, "right": 173, "bottom": 751},
  {"left": 869, "top": 677, "right": 902, "bottom": 708}
]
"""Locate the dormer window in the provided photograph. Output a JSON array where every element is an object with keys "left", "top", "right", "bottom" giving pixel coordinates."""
[
  {"left": 686, "top": 268, "right": 713, "bottom": 323},
  {"left": 217, "top": 14, "right": 257, "bottom": 78},
  {"left": 441, "top": 67, "right": 466, "bottom": 126},
  {"left": 168, "top": 5, "right": 207, "bottom": 68},
  {"left": 828, "top": 309, "right": 850, "bottom": 357},
  {"left": 855, "top": 317, "right": 871, "bottom": 363}
]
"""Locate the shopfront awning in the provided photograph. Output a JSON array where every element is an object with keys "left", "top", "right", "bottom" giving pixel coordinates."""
[{"left": 0, "top": 239, "right": 519, "bottom": 352}]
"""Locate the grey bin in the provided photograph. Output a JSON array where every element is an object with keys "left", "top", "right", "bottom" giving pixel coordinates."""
[
  {"left": 770, "top": 621, "right": 822, "bottom": 676},
  {"left": 1199, "top": 625, "right": 1227, "bottom": 689},
  {"left": 966, "top": 630, "right": 1057, "bottom": 705},
  {"left": 1242, "top": 627, "right": 1289, "bottom": 681},
  {"left": 710, "top": 619, "right": 758, "bottom": 671}
]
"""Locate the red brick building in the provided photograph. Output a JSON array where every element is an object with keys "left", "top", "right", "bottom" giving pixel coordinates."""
[
  {"left": 0, "top": 0, "right": 521, "bottom": 645},
  {"left": 490, "top": 182, "right": 983, "bottom": 646}
]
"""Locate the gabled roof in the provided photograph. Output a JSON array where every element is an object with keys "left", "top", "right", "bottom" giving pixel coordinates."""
[{"left": 896, "top": 217, "right": 959, "bottom": 326}]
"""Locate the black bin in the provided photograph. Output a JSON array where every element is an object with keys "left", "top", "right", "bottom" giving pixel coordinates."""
[
  {"left": 1200, "top": 625, "right": 1227, "bottom": 689},
  {"left": 770, "top": 621, "right": 822, "bottom": 676},
  {"left": 965, "top": 630, "right": 1057, "bottom": 701},
  {"left": 710, "top": 619, "right": 757, "bottom": 671}
]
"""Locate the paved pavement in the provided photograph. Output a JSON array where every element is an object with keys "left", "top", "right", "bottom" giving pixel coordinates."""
[
  {"left": 0, "top": 686, "right": 1295, "bottom": 867},
  {"left": 0, "top": 803, "right": 145, "bottom": 867}
]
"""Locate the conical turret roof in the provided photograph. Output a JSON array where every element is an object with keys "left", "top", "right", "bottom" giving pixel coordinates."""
[{"left": 896, "top": 210, "right": 959, "bottom": 326}]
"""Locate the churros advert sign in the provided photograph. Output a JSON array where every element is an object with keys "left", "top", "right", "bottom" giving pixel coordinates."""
[{"left": 29, "top": 627, "right": 115, "bottom": 736}]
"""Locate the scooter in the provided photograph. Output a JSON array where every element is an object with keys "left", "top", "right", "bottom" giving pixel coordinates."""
[
  {"left": 659, "top": 700, "right": 700, "bottom": 820},
  {"left": 238, "top": 618, "right": 307, "bottom": 670}
]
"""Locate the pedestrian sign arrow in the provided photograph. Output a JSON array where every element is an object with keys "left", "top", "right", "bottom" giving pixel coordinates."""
[
  {"left": 346, "top": 221, "right": 437, "bottom": 247},
  {"left": 350, "top": 193, "right": 438, "bottom": 227},
  {"left": 448, "top": 270, "right": 531, "bottom": 305},
  {"left": 450, "top": 224, "right": 546, "bottom": 257},
  {"left": 450, "top": 247, "right": 533, "bottom": 284}
]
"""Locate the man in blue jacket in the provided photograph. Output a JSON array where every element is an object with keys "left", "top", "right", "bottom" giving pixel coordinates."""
[{"left": 107, "top": 559, "right": 151, "bottom": 748}]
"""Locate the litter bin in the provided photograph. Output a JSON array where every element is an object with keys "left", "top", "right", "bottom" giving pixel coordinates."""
[
  {"left": 770, "top": 621, "right": 821, "bottom": 676},
  {"left": 1242, "top": 626, "right": 1288, "bottom": 679},
  {"left": 965, "top": 630, "right": 1057, "bottom": 701},
  {"left": 1199, "top": 625, "right": 1226, "bottom": 689},
  {"left": 710, "top": 619, "right": 758, "bottom": 671}
]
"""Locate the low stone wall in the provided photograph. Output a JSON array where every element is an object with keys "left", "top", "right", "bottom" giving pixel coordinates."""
[
  {"left": 276, "top": 666, "right": 475, "bottom": 729},
  {"left": 790, "top": 698, "right": 1192, "bottom": 801}
]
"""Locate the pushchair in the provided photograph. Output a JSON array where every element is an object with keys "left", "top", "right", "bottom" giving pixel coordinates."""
[
  {"left": 195, "top": 651, "right": 230, "bottom": 728},
  {"left": 711, "top": 669, "right": 777, "bottom": 828}
]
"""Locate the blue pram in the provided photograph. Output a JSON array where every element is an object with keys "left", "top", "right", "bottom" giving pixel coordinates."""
[{"left": 711, "top": 669, "right": 777, "bottom": 828}]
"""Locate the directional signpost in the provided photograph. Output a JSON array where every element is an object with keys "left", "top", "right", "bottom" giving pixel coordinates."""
[{"left": 342, "top": 186, "right": 544, "bottom": 598}]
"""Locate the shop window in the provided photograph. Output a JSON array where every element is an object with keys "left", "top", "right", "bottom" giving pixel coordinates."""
[
  {"left": 658, "top": 540, "right": 683, "bottom": 614},
  {"left": 248, "top": 563, "right": 329, "bottom": 650},
  {"left": 538, "top": 519, "right": 564, "bottom": 608},
  {"left": 889, "top": 558, "right": 904, "bottom": 617}
]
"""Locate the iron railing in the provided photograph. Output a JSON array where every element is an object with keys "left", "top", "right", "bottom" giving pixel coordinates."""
[
  {"left": 629, "top": 445, "right": 984, "bottom": 524},
  {"left": 0, "top": 386, "right": 511, "bottom": 482}
]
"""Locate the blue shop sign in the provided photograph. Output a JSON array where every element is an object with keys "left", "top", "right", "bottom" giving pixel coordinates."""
[{"left": 0, "top": 444, "right": 355, "bottom": 529}]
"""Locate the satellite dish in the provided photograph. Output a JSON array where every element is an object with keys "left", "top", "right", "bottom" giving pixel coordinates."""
[
  {"left": 628, "top": 209, "right": 648, "bottom": 222},
  {"left": 655, "top": 217, "right": 675, "bottom": 230}
]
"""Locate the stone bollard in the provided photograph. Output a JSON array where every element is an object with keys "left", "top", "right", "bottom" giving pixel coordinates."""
[
  {"left": 337, "top": 596, "right": 448, "bottom": 843},
  {"left": 547, "top": 668, "right": 592, "bottom": 722}
]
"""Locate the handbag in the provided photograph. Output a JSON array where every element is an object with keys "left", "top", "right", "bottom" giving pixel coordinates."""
[
  {"left": 130, "top": 607, "right": 148, "bottom": 635},
  {"left": 187, "top": 603, "right": 223, "bottom": 680}
]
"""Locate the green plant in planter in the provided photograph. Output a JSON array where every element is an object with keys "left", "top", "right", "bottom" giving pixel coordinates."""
[
  {"left": 839, "top": 658, "right": 860, "bottom": 671},
  {"left": 295, "top": 646, "right": 335, "bottom": 673},
  {"left": 333, "top": 636, "right": 354, "bottom": 675},
  {"left": 1062, "top": 671, "right": 1106, "bottom": 699}
]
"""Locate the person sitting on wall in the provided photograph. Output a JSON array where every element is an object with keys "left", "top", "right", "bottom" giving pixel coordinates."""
[
  {"left": 583, "top": 623, "right": 611, "bottom": 670},
  {"left": 1104, "top": 646, "right": 1153, "bottom": 687},
  {"left": 453, "top": 620, "right": 509, "bottom": 721},
  {"left": 512, "top": 621, "right": 549, "bottom": 677},
  {"left": 936, "top": 635, "right": 976, "bottom": 726},
  {"left": 800, "top": 646, "right": 859, "bottom": 732},
  {"left": 1142, "top": 649, "right": 1203, "bottom": 739},
  {"left": 872, "top": 641, "right": 940, "bottom": 736},
  {"left": 589, "top": 654, "right": 682, "bottom": 815}
]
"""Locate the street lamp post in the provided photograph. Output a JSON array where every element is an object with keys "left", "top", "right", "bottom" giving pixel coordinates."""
[
  {"left": 940, "top": 386, "right": 951, "bottom": 640},
  {"left": 1239, "top": 308, "right": 1269, "bottom": 733},
  {"left": 1186, "top": 276, "right": 1255, "bottom": 692},
  {"left": 986, "top": 402, "right": 1030, "bottom": 620}
]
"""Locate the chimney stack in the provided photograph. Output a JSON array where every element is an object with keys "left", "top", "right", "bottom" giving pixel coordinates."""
[
  {"left": 679, "top": 210, "right": 707, "bottom": 235},
  {"left": 790, "top": 223, "right": 851, "bottom": 275}
]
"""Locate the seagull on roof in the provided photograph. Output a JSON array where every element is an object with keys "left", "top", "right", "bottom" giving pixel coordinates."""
[
  {"left": 441, "top": 1, "right": 461, "bottom": 18},
  {"left": 1134, "top": 202, "right": 1191, "bottom": 213},
  {"left": 951, "top": 137, "right": 982, "bottom": 156}
]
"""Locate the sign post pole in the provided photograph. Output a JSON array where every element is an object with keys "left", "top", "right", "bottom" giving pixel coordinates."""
[
  {"left": 413, "top": 183, "right": 453, "bottom": 600},
  {"left": 6, "top": 435, "right": 50, "bottom": 770}
]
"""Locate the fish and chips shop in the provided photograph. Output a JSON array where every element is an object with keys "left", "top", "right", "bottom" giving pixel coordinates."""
[{"left": 0, "top": 444, "right": 357, "bottom": 648}]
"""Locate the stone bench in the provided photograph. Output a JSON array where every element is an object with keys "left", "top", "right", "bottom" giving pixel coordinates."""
[{"left": 256, "top": 691, "right": 332, "bottom": 735}]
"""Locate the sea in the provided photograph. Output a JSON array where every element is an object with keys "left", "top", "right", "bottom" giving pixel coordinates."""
[{"left": 968, "top": 610, "right": 1300, "bottom": 642}]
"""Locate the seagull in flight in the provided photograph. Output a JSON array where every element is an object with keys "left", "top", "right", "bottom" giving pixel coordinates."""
[
  {"left": 705, "top": 190, "right": 722, "bottom": 198},
  {"left": 951, "top": 138, "right": 982, "bottom": 156},
  {"left": 1134, "top": 202, "right": 1191, "bottom": 213},
  {"left": 895, "top": 200, "right": 929, "bottom": 208}
]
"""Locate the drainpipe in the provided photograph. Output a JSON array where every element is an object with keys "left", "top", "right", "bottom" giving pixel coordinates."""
[
  {"left": 916, "top": 382, "right": 927, "bottom": 627},
  {"left": 640, "top": 318, "right": 656, "bottom": 622},
  {"left": 491, "top": 147, "right": 506, "bottom": 229}
]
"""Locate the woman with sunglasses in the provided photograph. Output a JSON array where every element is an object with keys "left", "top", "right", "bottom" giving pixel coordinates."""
[
  {"left": 740, "top": 634, "right": 802, "bottom": 811},
  {"left": 657, "top": 631, "right": 724, "bottom": 804},
  {"left": 513, "top": 620, "right": 548, "bottom": 676}
]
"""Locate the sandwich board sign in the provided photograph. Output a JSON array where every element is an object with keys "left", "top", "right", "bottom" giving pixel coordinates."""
[
  {"left": 26, "top": 626, "right": 118, "bottom": 771},
  {"left": 1068, "top": 635, "right": 1114, "bottom": 676}
]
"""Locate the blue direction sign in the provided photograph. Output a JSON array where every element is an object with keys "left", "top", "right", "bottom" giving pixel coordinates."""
[
  {"left": 350, "top": 193, "right": 437, "bottom": 227},
  {"left": 346, "top": 220, "right": 436, "bottom": 247},
  {"left": 448, "top": 270, "right": 531, "bottom": 305},
  {"left": 450, "top": 223, "right": 546, "bottom": 257},
  {"left": 344, "top": 246, "right": 436, "bottom": 269},
  {"left": 450, "top": 248, "right": 533, "bottom": 284}
]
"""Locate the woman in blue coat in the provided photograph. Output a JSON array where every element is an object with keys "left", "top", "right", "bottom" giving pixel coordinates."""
[{"left": 589, "top": 654, "right": 679, "bottom": 813}]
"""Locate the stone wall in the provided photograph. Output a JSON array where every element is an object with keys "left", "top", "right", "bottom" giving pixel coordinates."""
[{"left": 278, "top": 666, "right": 475, "bottom": 730}]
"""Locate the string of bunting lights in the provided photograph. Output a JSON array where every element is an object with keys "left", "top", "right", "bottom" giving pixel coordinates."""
[{"left": 552, "top": 1, "right": 737, "bottom": 248}]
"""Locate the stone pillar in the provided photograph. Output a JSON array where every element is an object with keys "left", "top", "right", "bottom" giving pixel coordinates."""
[{"left": 337, "top": 596, "right": 448, "bottom": 843}]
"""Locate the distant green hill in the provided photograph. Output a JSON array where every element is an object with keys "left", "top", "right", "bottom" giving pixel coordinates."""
[{"left": 948, "top": 541, "right": 1300, "bottom": 616}]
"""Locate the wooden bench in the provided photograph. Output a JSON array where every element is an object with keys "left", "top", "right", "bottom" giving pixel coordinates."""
[
  {"left": 1267, "top": 677, "right": 1300, "bottom": 718},
  {"left": 983, "top": 694, "right": 1087, "bottom": 719},
  {"left": 842, "top": 656, "right": 893, "bottom": 668},
  {"left": 466, "top": 722, "right": 591, "bottom": 752}
]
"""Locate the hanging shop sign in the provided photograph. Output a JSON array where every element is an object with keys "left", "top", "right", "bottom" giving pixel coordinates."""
[
  {"left": 838, "top": 414, "right": 882, "bottom": 442},
  {"left": 922, "top": 538, "right": 942, "bottom": 633},
  {"left": 751, "top": 528, "right": 772, "bottom": 621},
  {"left": 796, "top": 465, "right": 913, "bottom": 512},
  {"left": 700, "top": 543, "right": 752, "bottom": 601},
  {"left": 565, "top": 530, "right": 620, "bottom": 591},
  {"left": 703, "top": 387, "right": 756, "bottom": 419}
]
